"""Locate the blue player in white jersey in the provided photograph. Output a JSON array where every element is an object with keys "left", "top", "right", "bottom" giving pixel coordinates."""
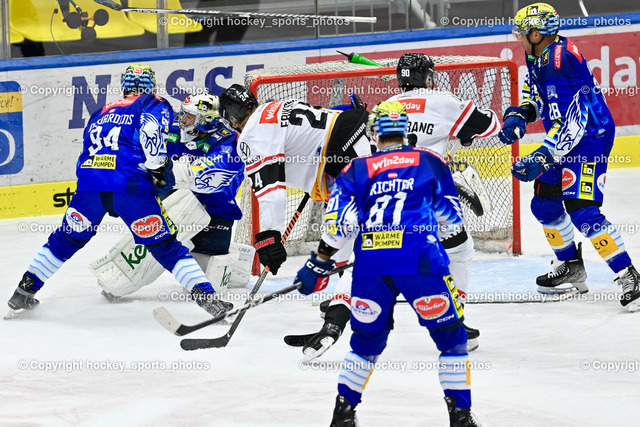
[
  {"left": 295, "top": 101, "right": 480, "bottom": 427},
  {"left": 500, "top": 3, "right": 639, "bottom": 310},
  {"left": 7, "top": 65, "right": 233, "bottom": 318}
]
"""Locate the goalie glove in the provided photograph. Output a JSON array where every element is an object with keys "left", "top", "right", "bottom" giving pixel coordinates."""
[
  {"left": 254, "top": 230, "right": 287, "bottom": 274},
  {"left": 512, "top": 145, "right": 556, "bottom": 182},
  {"left": 172, "top": 155, "right": 196, "bottom": 189},
  {"left": 295, "top": 251, "right": 335, "bottom": 295},
  {"left": 499, "top": 105, "right": 532, "bottom": 145}
]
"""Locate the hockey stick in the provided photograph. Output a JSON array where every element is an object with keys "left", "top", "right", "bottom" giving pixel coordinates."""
[
  {"left": 179, "top": 262, "right": 354, "bottom": 350},
  {"left": 93, "top": 0, "right": 377, "bottom": 23},
  {"left": 153, "top": 193, "right": 311, "bottom": 337}
]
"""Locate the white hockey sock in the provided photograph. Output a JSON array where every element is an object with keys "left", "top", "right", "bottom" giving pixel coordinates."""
[
  {"left": 337, "top": 351, "right": 375, "bottom": 397},
  {"left": 171, "top": 256, "right": 209, "bottom": 292},
  {"left": 28, "top": 246, "right": 64, "bottom": 284},
  {"left": 438, "top": 353, "right": 471, "bottom": 394}
]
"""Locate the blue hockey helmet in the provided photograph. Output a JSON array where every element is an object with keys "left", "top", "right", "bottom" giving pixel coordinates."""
[
  {"left": 367, "top": 101, "right": 409, "bottom": 139},
  {"left": 121, "top": 64, "right": 156, "bottom": 95}
]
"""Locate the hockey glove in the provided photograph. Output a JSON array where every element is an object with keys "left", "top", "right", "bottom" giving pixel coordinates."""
[
  {"left": 295, "top": 251, "right": 335, "bottom": 295},
  {"left": 254, "top": 230, "right": 287, "bottom": 275},
  {"left": 512, "top": 145, "right": 556, "bottom": 182},
  {"left": 499, "top": 106, "right": 530, "bottom": 145},
  {"left": 150, "top": 156, "right": 175, "bottom": 189}
]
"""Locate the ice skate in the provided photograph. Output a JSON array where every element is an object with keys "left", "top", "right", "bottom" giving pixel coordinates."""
[
  {"left": 445, "top": 396, "right": 481, "bottom": 427},
  {"left": 302, "top": 322, "right": 342, "bottom": 362},
  {"left": 464, "top": 324, "right": 480, "bottom": 352},
  {"left": 191, "top": 284, "right": 233, "bottom": 317},
  {"left": 6, "top": 273, "right": 40, "bottom": 319},
  {"left": 536, "top": 243, "right": 588, "bottom": 295},
  {"left": 614, "top": 265, "right": 640, "bottom": 312},
  {"left": 330, "top": 395, "right": 358, "bottom": 427}
]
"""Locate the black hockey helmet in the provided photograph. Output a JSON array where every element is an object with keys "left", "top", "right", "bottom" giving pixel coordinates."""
[
  {"left": 219, "top": 84, "right": 258, "bottom": 128},
  {"left": 396, "top": 53, "right": 435, "bottom": 89}
]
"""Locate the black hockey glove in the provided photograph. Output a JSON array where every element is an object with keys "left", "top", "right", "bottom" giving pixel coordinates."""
[
  {"left": 254, "top": 230, "right": 287, "bottom": 274},
  {"left": 150, "top": 156, "right": 175, "bottom": 189}
]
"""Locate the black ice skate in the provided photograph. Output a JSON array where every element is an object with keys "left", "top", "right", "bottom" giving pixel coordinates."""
[
  {"left": 191, "top": 286, "right": 233, "bottom": 317},
  {"left": 6, "top": 273, "right": 40, "bottom": 319},
  {"left": 464, "top": 324, "right": 480, "bottom": 352},
  {"left": 614, "top": 265, "right": 640, "bottom": 311},
  {"left": 330, "top": 395, "right": 358, "bottom": 427},
  {"left": 536, "top": 242, "right": 588, "bottom": 295},
  {"left": 444, "top": 396, "right": 481, "bottom": 427}
]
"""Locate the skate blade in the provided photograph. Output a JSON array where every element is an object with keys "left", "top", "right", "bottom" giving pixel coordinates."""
[
  {"left": 537, "top": 282, "right": 588, "bottom": 295},
  {"left": 4, "top": 308, "right": 25, "bottom": 320},
  {"left": 626, "top": 298, "right": 640, "bottom": 313},
  {"left": 467, "top": 337, "right": 479, "bottom": 352}
]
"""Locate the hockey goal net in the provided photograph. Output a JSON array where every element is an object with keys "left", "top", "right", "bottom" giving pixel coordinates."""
[{"left": 234, "top": 56, "right": 521, "bottom": 273}]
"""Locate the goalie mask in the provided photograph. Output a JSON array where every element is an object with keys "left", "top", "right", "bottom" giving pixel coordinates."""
[
  {"left": 121, "top": 64, "right": 156, "bottom": 95},
  {"left": 219, "top": 84, "right": 258, "bottom": 130},
  {"left": 396, "top": 53, "right": 435, "bottom": 90},
  {"left": 367, "top": 101, "right": 408, "bottom": 142},
  {"left": 178, "top": 92, "right": 221, "bottom": 142}
]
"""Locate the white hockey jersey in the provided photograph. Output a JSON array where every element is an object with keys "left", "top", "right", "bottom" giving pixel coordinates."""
[
  {"left": 238, "top": 100, "right": 340, "bottom": 232},
  {"left": 386, "top": 88, "right": 500, "bottom": 156}
]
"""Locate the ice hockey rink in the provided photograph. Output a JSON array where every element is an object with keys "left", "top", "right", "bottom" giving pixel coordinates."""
[{"left": 2, "top": 168, "right": 640, "bottom": 426}]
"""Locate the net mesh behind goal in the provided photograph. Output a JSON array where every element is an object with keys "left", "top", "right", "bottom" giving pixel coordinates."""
[{"left": 235, "top": 56, "right": 521, "bottom": 271}]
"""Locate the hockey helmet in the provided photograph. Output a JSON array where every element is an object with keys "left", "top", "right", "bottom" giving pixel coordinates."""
[
  {"left": 513, "top": 3, "right": 560, "bottom": 38},
  {"left": 396, "top": 53, "right": 435, "bottom": 89},
  {"left": 178, "top": 92, "right": 221, "bottom": 142},
  {"left": 121, "top": 64, "right": 156, "bottom": 95},
  {"left": 219, "top": 84, "right": 258, "bottom": 129},
  {"left": 367, "top": 101, "right": 408, "bottom": 138}
]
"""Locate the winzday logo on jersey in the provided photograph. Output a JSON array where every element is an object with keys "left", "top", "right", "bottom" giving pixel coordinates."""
[
  {"left": 366, "top": 152, "right": 420, "bottom": 177},
  {"left": 397, "top": 98, "right": 426, "bottom": 113},
  {"left": 131, "top": 215, "right": 164, "bottom": 237},
  {"left": 259, "top": 101, "right": 283, "bottom": 124}
]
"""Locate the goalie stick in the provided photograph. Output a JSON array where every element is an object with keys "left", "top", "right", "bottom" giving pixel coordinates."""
[
  {"left": 93, "top": 0, "right": 377, "bottom": 23},
  {"left": 153, "top": 193, "right": 311, "bottom": 338}
]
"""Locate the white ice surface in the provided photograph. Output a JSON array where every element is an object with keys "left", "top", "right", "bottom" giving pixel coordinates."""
[{"left": 2, "top": 168, "right": 640, "bottom": 426}]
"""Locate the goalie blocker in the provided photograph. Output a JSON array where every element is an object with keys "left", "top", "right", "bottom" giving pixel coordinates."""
[{"left": 90, "top": 190, "right": 255, "bottom": 298}]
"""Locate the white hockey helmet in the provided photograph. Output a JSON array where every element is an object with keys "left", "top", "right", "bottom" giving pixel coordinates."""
[{"left": 178, "top": 92, "right": 221, "bottom": 142}]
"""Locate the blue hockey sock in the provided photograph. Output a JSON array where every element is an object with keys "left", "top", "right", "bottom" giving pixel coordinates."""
[
  {"left": 570, "top": 206, "right": 632, "bottom": 273},
  {"left": 439, "top": 344, "right": 471, "bottom": 409},
  {"left": 26, "top": 245, "right": 64, "bottom": 290},
  {"left": 337, "top": 351, "right": 376, "bottom": 407}
]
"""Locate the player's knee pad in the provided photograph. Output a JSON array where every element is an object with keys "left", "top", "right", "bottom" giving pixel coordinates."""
[
  {"left": 350, "top": 327, "right": 390, "bottom": 357},
  {"left": 146, "top": 236, "right": 190, "bottom": 271},
  {"left": 446, "top": 234, "right": 474, "bottom": 299},
  {"left": 428, "top": 318, "right": 466, "bottom": 352},
  {"left": 567, "top": 205, "right": 606, "bottom": 238},
  {"left": 530, "top": 195, "right": 565, "bottom": 225}
]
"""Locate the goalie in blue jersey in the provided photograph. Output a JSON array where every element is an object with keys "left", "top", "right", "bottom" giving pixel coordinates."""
[
  {"left": 500, "top": 2, "right": 639, "bottom": 311},
  {"left": 7, "top": 65, "right": 233, "bottom": 319},
  {"left": 294, "top": 101, "right": 480, "bottom": 427}
]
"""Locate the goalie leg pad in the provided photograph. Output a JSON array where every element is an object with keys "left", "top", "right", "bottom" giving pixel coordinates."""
[
  {"left": 203, "top": 253, "right": 236, "bottom": 297},
  {"left": 227, "top": 243, "right": 256, "bottom": 288},
  {"left": 445, "top": 233, "right": 474, "bottom": 300},
  {"left": 90, "top": 190, "right": 210, "bottom": 296}
]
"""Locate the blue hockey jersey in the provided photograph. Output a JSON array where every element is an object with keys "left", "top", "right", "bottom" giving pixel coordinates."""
[
  {"left": 167, "top": 124, "right": 244, "bottom": 220},
  {"left": 521, "top": 35, "right": 614, "bottom": 159},
  {"left": 76, "top": 94, "right": 173, "bottom": 195},
  {"left": 321, "top": 144, "right": 464, "bottom": 277}
]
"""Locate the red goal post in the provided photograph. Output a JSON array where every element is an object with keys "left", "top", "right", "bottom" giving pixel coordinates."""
[{"left": 235, "top": 56, "right": 521, "bottom": 274}]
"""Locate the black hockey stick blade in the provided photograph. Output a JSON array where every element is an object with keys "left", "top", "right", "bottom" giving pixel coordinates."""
[
  {"left": 283, "top": 333, "right": 316, "bottom": 347},
  {"left": 180, "top": 283, "right": 302, "bottom": 350}
]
